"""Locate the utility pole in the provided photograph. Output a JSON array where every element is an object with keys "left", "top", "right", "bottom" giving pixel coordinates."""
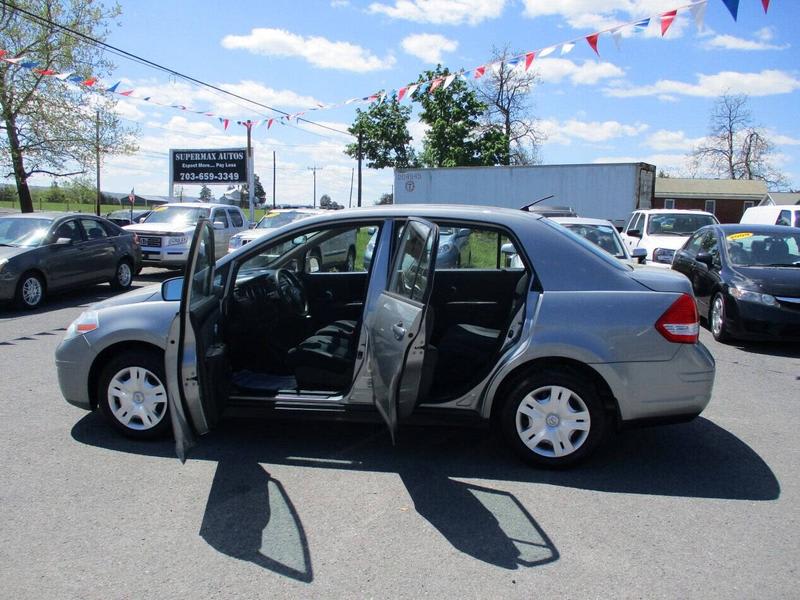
[
  {"left": 272, "top": 150, "right": 276, "bottom": 209},
  {"left": 348, "top": 167, "right": 354, "bottom": 208},
  {"left": 95, "top": 109, "right": 101, "bottom": 216},
  {"left": 307, "top": 165, "right": 323, "bottom": 208},
  {"left": 357, "top": 132, "right": 362, "bottom": 207}
]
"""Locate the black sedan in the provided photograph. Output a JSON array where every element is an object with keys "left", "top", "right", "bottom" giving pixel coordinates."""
[
  {"left": 105, "top": 209, "right": 152, "bottom": 227},
  {"left": 0, "top": 213, "right": 142, "bottom": 309},
  {"left": 672, "top": 224, "right": 800, "bottom": 342}
]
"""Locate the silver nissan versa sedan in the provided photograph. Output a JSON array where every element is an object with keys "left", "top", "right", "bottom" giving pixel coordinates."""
[{"left": 56, "top": 205, "right": 715, "bottom": 468}]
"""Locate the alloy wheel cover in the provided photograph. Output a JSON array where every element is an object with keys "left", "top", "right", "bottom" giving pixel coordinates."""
[
  {"left": 107, "top": 366, "right": 167, "bottom": 430},
  {"left": 22, "top": 277, "right": 42, "bottom": 306},
  {"left": 515, "top": 385, "right": 591, "bottom": 458}
]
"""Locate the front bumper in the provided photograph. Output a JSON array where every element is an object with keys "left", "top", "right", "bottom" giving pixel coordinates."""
[
  {"left": 55, "top": 335, "right": 98, "bottom": 410},
  {"left": 725, "top": 296, "right": 800, "bottom": 341},
  {"left": 139, "top": 245, "right": 190, "bottom": 268}
]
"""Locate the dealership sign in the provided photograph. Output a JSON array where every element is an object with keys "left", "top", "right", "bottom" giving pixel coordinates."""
[{"left": 170, "top": 147, "right": 247, "bottom": 184}]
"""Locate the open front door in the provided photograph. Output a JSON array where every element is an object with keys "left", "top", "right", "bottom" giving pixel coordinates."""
[
  {"left": 369, "top": 218, "right": 439, "bottom": 441},
  {"left": 165, "top": 219, "right": 228, "bottom": 461}
]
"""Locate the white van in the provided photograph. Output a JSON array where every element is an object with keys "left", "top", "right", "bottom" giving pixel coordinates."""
[{"left": 740, "top": 205, "right": 800, "bottom": 228}]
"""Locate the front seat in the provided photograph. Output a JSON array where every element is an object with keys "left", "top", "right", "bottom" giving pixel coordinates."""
[{"left": 285, "top": 334, "right": 355, "bottom": 391}]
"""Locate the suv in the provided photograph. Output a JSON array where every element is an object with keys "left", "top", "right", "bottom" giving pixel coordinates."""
[
  {"left": 741, "top": 205, "right": 800, "bottom": 228},
  {"left": 125, "top": 203, "right": 248, "bottom": 269},
  {"left": 620, "top": 209, "right": 719, "bottom": 267}
]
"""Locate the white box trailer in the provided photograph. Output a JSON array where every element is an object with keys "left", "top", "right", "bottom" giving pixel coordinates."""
[{"left": 394, "top": 162, "right": 656, "bottom": 227}]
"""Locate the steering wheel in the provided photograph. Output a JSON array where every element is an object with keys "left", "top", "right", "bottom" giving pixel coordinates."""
[{"left": 274, "top": 268, "right": 309, "bottom": 317}]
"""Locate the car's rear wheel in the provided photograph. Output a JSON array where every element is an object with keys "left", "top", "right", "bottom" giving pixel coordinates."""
[
  {"left": 97, "top": 349, "right": 170, "bottom": 439},
  {"left": 709, "top": 292, "right": 731, "bottom": 343},
  {"left": 501, "top": 368, "right": 606, "bottom": 468},
  {"left": 15, "top": 272, "right": 45, "bottom": 310},
  {"left": 110, "top": 258, "right": 134, "bottom": 290}
]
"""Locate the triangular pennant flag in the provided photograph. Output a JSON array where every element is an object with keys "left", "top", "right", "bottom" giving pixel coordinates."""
[
  {"left": 721, "top": 0, "right": 739, "bottom": 21},
  {"left": 407, "top": 83, "right": 420, "bottom": 97},
  {"left": 761, "top": 0, "right": 770, "bottom": 12},
  {"left": 68, "top": 74, "right": 83, "bottom": 82},
  {"left": 429, "top": 78, "right": 443, "bottom": 92},
  {"left": 611, "top": 27, "right": 623, "bottom": 50},
  {"left": 105, "top": 81, "right": 121, "bottom": 93},
  {"left": 267, "top": 118, "right": 274, "bottom": 129},
  {"left": 120, "top": 89, "right": 134, "bottom": 96},
  {"left": 19, "top": 60, "right": 39, "bottom": 69},
  {"left": 219, "top": 118, "right": 229, "bottom": 131},
  {"left": 524, "top": 52, "right": 535, "bottom": 71},
  {"left": 82, "top": 77, "right": 97, "bottom": 86},
  {"left": 3, "top": 56, "right": 26, "bottom": 64},
  {"left": 507, "top": 56, "right": 521, "bottom": 70},
  {"left": 143, "top": 96, "right": 151, "bottom": 101},
  {"left": 538, "top": 46, "right": 555, "bottom": 58},
  {"left": 491, "top": 62, "right": 503, "bottom": 75},
  {"left": 586, "top": 33, "right": 600, "bottom": 55},
  {"left": 443, "top": 73, "right": 456, "bottom": 89},
  {"left": 0, "top": 50, "right": 6, "bottom": 58},
  {"left": 344, "top": 97, "right": 359, "bottom": 104},
  {"left": 34, "top": 68, "right": 57, "bottom": 76},
  {"left": 54, "top": 71, "right": 73, "bottom": 80},
  {"left": 633, "top": 18, "right": 650, "bottom": 32},
  {"left": 660, "top": 10, "right": 678, "bottom": 36},
  {"left": 398, "top": 86, "right": 408, "bottom": 101},
  {"left": 560, "top": 42, "right": 575, "bottom": 55},
  {"left": 286, "top": 114, "right": 292, "bottom": 121},
  {"left": 473, "top": 66, "right": 485, "bottom": 79},
  {"left": 690, "top": 1, "right": 708, "bottom": 31}
]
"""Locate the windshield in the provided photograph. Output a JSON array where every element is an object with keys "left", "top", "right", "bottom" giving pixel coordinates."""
[
  {"left": 0, "top": 217, "right": 52, "bottom": 248},
  {"left": 563, "top": 224, "right": 626, "bottom": 258},
  {"left": 725, "top": 231, "right": 800, "bottom": 267},
  {"left": 256, "top": 211, "right": 315, "bottom": 230},
  {"left": 647, "top": 213, "right": 717, "bottom": 236},
  {"left": 142, "top": 206, "right": 209, "bottom": 226}
]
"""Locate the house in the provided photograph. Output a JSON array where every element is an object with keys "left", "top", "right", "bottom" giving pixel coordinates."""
[
  {"left": 653, "top": 178, "right": 768, "bottom": 223},
  {"left": 761, "top": 191, "right": 800, "bottom": 206}
]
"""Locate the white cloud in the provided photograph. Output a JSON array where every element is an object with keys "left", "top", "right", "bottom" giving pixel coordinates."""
[
  {"left": 221, "top": 28, "right": 394, "bottom": 72},
  {"left": 593, "top": 153, "right": 693, "bottom": 174},
  {"left": 536, "top": 58, "right": 625, "bottom": 85},
  {"left": 704, "top": 33, "right": 788, "bottom": 51},
  {"left": 401, "top": 33, "right": 458, "bottom": 63},
  {"left": 368, "top": 0, "right": 506, "bottom": 25},
  {"left": 644, "top": 129, "right": 705, "bottom": 151},
  {"left": 767, "top": 131, "right": 800, "bottom": 146},
  {"left": 606, "top": 69, "right": 800, "bottom": 98},
  {"left": 538, "top": 117, "right": 648, "bottom": 145}
]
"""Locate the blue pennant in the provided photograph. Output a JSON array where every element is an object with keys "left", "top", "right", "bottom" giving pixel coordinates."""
[{"left": 721, "top": 0, "right": 739, "bottom": 20}]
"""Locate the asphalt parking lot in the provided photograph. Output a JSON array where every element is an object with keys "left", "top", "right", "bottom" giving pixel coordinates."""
[{"left": 0, "top": 270, "right": 798, "bottom": 599}]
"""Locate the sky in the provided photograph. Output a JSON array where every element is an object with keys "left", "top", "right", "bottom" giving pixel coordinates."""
[{"left": 24, "top": 0, "right": 800, "bottom": 204}]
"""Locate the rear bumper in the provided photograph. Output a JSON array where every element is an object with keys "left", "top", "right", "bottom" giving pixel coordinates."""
[{"left": 593, "top": 342, "right": 716, "bottom": 422}]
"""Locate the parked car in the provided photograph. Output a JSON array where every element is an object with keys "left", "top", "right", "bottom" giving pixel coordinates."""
[
  {"left": 228, "top": 209, "right": 323, "bottom": 253},
  {"left": 0, "top": 212, "right": 141, "bottom": 309},
  {"left": 124, "top": 202, "right": 248, "bottom": 269},
  {"left": 550, "top": 217, "right": 647, "bottom": 265},
  {"left": 740, "top": 205, "right": 800, "bottom": 228},
  {"left": 56, "top": 205, "right": 714, "bottom": 468},
  {"left": 672, "top": 224, "right": 800, "bottom": 342},
  {"left": 621, "top": 209, "right": 719, "bottom": 267},
  {"left": 105, "top": 209, "right": 152, "bottom": 227},
  {"left": 363, "top": 224, "right": 471, "bottom": 270}
]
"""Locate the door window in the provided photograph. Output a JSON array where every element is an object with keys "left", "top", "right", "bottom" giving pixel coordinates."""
[
  {"left": 228, "top": 209, "right": 244, "bottom": 228},
  {"left": 431, "top": 224, "right": 522, "bottom": 270},
  {"left": 80, "top": 219, "right": 109, "bottom": 240},
  {"left": 52, "top": 219, "right": 82, "bottom": 243},
  {"left": 627, "top": 212, "right": 643, "bottom": 234},
  {"left": 212, "top": 210, "right": 229, "bottom": 228},
  {"left": 189, "top": 224, "right": 216, "bottom": 309},
  {"left": 389, "top": 220, "right": 435, "bottom": 302},
  {"left": 683, "top": 232, "right": 705, "bottom": 258},
  {"left": 699, "top": 231, "right": 720, "bottom": 266},
  {"left": 777, "top": 210, "right": 792, "bottom": 226}
]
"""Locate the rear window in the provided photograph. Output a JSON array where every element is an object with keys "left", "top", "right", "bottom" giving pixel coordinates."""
[
  {"left": 647, "top": 213, "right": 717, "bottom": 236},
  {"left": 542, "top": 219, "right": 628, "bottom": 271}
]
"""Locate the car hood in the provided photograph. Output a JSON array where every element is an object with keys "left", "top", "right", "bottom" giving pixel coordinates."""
[
  {"left": 628, "top": 266, "right": 692, "bottom": 294},
  {"left": 640, "top": 235, "right": 689, "bottom": 251},
  {"left": 91, "top": 283, "right": 165, "bottom": 309},
  {"left": 124, "top": 222, "right": 195, "bottom": 234},
  {"left": 732, "top": 266, "right": 800, "bottom": 296},
  {"left": 234, "top": 229, "right": 272, "bottom": 241},
  {"left": 0, "top": 245, "right": 33, "bottom": 260}
]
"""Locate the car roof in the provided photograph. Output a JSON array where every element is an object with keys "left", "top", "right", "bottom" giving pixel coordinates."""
[
  {"left": 0, "top": 212, "right": 107, "bottom": 220},
  {"left": 712, "top": 223, "right": 800, "bottom": 234},
  {"left": 263, "top": 208, "right": 323, "bottom": 215},
  {"left": 638, "top": 209, "right": 715, "bottom": 216},
  {"left": 161, "top": 202, "right": 236, "bottom": 209},
  {"left": 550, "top": 217, "right": 616, "bottom": 227}
]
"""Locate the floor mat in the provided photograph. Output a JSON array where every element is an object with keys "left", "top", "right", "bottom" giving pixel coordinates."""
[{"left": 232, "top": 370, "right": 298, "bottom": 392}]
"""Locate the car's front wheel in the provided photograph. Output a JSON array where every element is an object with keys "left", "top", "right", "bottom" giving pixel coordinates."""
[
  {"left": 97, "top": 349, "right": 170, "bottom": 439},
  {"left": 709, "top": 292, "right": 731, "bottom": 343},
  {"left": 15, "top": 271, "right": 45, "bottom": 309},
  {"left": 110, "top": 258, "right": 134, "bottom": 290},
  {"left": 501, "top": 368, "right": 606, "bottom": 468}
]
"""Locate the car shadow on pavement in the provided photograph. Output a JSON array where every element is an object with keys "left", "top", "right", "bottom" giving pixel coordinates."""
[
  {"left": 732, "top": 341, "right": 800, "bottom": 359},
  {"left": 71, "top": 413, "right": 779, "bottom": 577}
]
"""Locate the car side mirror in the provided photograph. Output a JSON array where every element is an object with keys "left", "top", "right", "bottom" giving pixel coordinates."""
[
  {"left": 696, "top": 251, "right": 714, "bottom": 268},
  {"left": 213, "top": 221, "right": 226, "bottom": 230},
  {"left": 627, "top": 229, "right": 641, "bottom": 238},
  {"left": 366, "top": 226, "right": 377, "bottom": 235},
  {"left": 161, "top": 277, "right": 183, "bottom": 301},
  {"left": 56, "top": 237, "right": 73, "bottom": 245},
  {"left": 456, "top": 228, "right": 471, "bottom": 238},
  {"left": 631, "top": 247, "right": 647, "bottom": 264}
]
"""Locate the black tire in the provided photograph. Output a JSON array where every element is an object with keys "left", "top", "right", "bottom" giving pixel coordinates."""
[
  {"left": 14, "top": 271, "right": 45, "bottom": 310},
  {"left": 709, "top": 292, "right": 732, "bottom": 343},
  {"left": 500, "top": 367, "right": 607, "bottom": 468},
  {"left": 97, "top": 349, "right": 170, "bottom": 439},
  {"left": 110, "top": 258, "right": 134, "bottom": 290}
]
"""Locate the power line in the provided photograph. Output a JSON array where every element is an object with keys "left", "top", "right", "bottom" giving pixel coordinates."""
[{"left": 1, "top": 0, "right": 354, "bottom": 138}]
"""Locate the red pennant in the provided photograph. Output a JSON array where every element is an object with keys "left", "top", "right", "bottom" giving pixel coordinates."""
[
  {"left": 429, "top": 78, "right": 443, "bottom": 92},
  {"left": 120, "top": 89, "right": 134, "bottom": 96},
  {"left": 267, "top": 119, "right": 274, "bottom": 129},
  {"left": 660, "top": 10, "right": 677, "bottom": 36},
  {"left": 586, "top": 33, "right": 600, "bottom": 55},
  {"left": 34, "top": 68, "right": 56, "bottom": 75},
  {"left": 474, "top": 66, "right": 485, "bottom": 79},
  {"left": 0, "top": 50, "right": 6, "bottom": 58},
  {"left": 398, "top": 86, "right": 408, "bottom": 101},
  {"left": 524, "top": 52, "right": 535, "bottom": 71},
  {"left": 762, "top": 0, "right": 769, "bottom": 12},
  {"left": 82, "top": 77, "right": 97, "bottom": 86}
]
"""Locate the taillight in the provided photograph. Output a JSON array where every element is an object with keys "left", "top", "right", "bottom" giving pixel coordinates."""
[{"left": 656, "top": 293, "right": 699, "bottom": 343}]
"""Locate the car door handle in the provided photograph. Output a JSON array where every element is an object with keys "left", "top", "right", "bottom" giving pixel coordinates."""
[{"left": 392, "top": 322, "right": 406, "bottom": 340}]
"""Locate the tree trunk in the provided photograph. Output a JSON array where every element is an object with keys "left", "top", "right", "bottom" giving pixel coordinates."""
[{"left": 3, "top": 111, "right": 34, "bottom": 213}]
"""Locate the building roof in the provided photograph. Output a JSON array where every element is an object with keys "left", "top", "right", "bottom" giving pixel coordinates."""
[
  {"left": 655, "top": 177, "right": 768, "bottom": 201},
  {"left": 765, "top": 192, "right": 800, "bottom": 206}
]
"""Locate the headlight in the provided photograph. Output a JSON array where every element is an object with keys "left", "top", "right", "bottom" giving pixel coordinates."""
[
  {"left": 729, "top": 287, "right": 778, "bottom": 306},
  {"left": 438, "top": 243, "right": 452, "bottom": 255},
  {"left": 228, "top": 237, "right": 242, "bottom": 251},
  {"left": 652, "top": 248, "right": 676, "bottom": 264},
  {"left": 64, "top": 310, "right": 99, "bottom": 340},
  {"left": 167, "top": 236, "right": 188, "bottom": 246}
]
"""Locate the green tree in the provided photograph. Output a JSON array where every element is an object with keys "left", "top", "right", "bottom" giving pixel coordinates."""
[
  {"left": 344, "top": 93, "right": 416, "bottom": 169},
  {"left": 377, "top": 192, "right": 393, "bottom": 205},
  {"left": 0, "top": 0, "right": 139, "bottom": 213},
  {"left": 47, "top": 179, "right": 65, "bottom": 203},
  {"left": 199, "top": 184, "right": 213, "bottom": 201},
  {"left": 414, "top": 66, "right": 507, "bottom": 167}
]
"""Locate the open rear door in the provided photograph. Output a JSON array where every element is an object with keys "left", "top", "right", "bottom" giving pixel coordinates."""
[
  {"left": 369, "top": 218, "right": 439, "bottom": 441},
  {"left": 165, "top": 219, "right": 228, "bottom": 461}
]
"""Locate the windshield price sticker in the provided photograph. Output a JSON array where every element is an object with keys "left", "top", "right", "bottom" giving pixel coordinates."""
[
  {"left": 727, "top": 232, "right": 754, "bottom": 241},
  {"left": 170, "top": 148, "right": 247, "bottom": 185}
]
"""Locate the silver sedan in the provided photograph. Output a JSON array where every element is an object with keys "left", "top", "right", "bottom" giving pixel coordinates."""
[{"left": 56, "top": 204, "right": 715, "bottom": 468}]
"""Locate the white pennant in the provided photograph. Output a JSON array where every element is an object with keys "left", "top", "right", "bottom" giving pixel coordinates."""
[
  {"left": 538, "top": 46, "right": 555, "bottom": 58},
  {"left": 406, "top": 83, "right": 419, "bottom": 97},
  {"left": 560, "top": 42, "right": 575, "bottom": 55},
  {"left": 491, "top": 62, "right": 503, "bottom": 75},
  {"left": 611, "top": 27, "right": 623, "bottom": 50},
  {"left": 690, "top": 0, "right": 708, "bottom": 31},
  {"left": 443, "top": 74, "right": 456, "bottom": 89}
]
